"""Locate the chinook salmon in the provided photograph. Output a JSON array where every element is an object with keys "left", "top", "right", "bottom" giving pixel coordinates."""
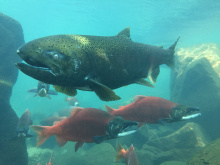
[{"left": 16, "top": 27, "right": 179, "bottom": 101}]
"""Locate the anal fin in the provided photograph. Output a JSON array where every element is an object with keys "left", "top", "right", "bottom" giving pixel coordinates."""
[
  {"left": 148, "top": 66, "right": 160, "bottom": 84},
  {"left": 53, "top": 85, "right": 77, "bottom": 96},
  {"left": 135, "top": 78, "right": 154, "bottom": 88},
  {"left": 75, "top": 141, "right": 84, "bottom": 152}
]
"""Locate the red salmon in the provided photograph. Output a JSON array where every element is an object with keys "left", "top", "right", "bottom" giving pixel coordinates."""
[
  {"left": 30, "top": 107, "right": 138, "bottom": 152},
  {"left": 106, "top": 96, "right": 200, "bottom": 124}
]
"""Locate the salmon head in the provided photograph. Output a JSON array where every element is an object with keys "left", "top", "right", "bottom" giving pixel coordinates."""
[
  {"left": 93, "top": 117, "right": 138, "bottom": 144},
  {"left": 169, "top": 105, "right": 201, "bottom": 122},
  {"left": 16, "top": 35, "right": 83, "bottom": 86}
]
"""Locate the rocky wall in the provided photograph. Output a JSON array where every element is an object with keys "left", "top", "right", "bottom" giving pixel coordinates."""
[
  {"left": 0, "top": 12, "right": 27, "bottom": 165},
  {"left": 170, "top": 43, "right": 220, "bottom": 140}
]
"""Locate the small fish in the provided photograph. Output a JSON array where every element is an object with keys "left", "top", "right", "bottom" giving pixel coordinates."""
[
  {"left": 115, "top": 142, "right": 139, "bottom": 165},
  {"left": 30, "top": 107, "right": 138, "bottom": 152},
  {"left": 106, "top": 95, "right": 201, "bottom": 125},
  {"left": 28, "top": 81, "right": 58, "bottom": 99},
  {"left": 65, "top": 96, "right": 79, "bottom": 107},
  {"left": 16, "top": 108, "right": 33, "bottom": 137},
  {"left": 16, "top": 27, "right": 179, "bottom": 101},
  {"left": 46, "top": 155, "right": 52, "bottom": 165}
]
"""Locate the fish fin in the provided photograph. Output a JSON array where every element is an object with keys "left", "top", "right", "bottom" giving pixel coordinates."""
[
  {"left": 117, "top": 27, "right": 130, "bottom": 38},
  {"left": 148, "top": 66, "right": 160, "bottom": 84},
  {"left": 115, "top": 142, "right": 126, "bottom": 162},
  {"left": 53, "top": 121, "right": 60, "bottom": 125},
  {"left": 46, "top": 94, "right": 51, "bottom": 99},
  {"left": 53, "top": 85, "right": 77, "bottom": 96},
  {"left": 135, "top": 78, "right": 154, "bottom": 88},
  {"left": 89, "top": 79, "right": 121, "bottom": 101},
  {"left": 166, "top": 36, "right": 180, "bottom": 68},
  {"left": 168, "top": 36, "right": 180, "bottom": 51},
  {"left": 34, "top": 93, "right": 39, "bottom": 97},
  {"left": 75, "top": 141, "right": 84, "bottom": 152},
  {"left": 47, "top": 90, "right": 58, "bottom": 95},
  {"left": 105, "top": 105, "right": 115, "bottom": 115},
  {"left": 55, "top": 135, "right": 67, "bottom": 147},
  {"left": 70, "top": 107, "right": 83, "bottom": 116},
  {"left": 30, "top": 125, "right": 50, "bottom": 147},
  {"left": 28, "top": 88, "right": 38, "bottom": 93},
  {"left": 129, "top": 144, "right": 134, "bottom": 151},
  {"left": 134, "top": 95, "right": 147, "bottom": 102}
]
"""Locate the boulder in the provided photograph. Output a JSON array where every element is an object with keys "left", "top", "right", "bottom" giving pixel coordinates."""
[
  {"left": 188, "top": 138, "right": 220, "bottom": 165},
  {"left": 170, "top": 43, "right": 220, "bottom": 139},
  {"left": 146, "top": 122, "right": 206, "bottom": 164},
  {"left": 0, "top": 12, "right": 26, "bottom": 165}
]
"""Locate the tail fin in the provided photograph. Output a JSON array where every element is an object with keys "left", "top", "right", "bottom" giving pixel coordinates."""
[
  {"left": 115, "top": 142, "right": 127, "bottom": 162},
  {"left": 30, "top": 125, "right": 50, "bottom": 147},
  {"left": 168, "top": 36, "right": 180, "bottom": 51},
  {"left": 105, "top": 105, "right": 116, "bottom": 115},
  {"left": 165, "top": 36, "right": 180, "bottom": 68}
]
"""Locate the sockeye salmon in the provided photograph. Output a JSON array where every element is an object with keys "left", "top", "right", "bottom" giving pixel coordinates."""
[
  {"left": 16, "top": 27, "right": 179, "bottom": 101},
  {"left": 106, "top": 95, "right": 201, "bottom": 125},
  {"left": 30, "top": 107, "right": 138, "bottom": 152}
]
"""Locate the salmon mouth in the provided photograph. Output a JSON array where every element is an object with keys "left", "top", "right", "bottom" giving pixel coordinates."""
[{"left": 16, "top": 48, "right": 59, "bottom": 82}]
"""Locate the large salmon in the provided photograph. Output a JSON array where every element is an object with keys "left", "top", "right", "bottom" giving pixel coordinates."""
[{"left": 16, "top": 27, "right": 179, "bottom": 101}]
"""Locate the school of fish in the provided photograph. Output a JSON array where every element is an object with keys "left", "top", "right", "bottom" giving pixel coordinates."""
[{"left": 14, "top": 28, "right": 201, "bottom": 165}]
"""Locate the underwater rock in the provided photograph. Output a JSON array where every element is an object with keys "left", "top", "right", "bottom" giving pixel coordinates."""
[
  {"left": 170, "top": 43, "right": 220, "bottom": 139},
  {"left": 145, "top": 122, "right": 206, "bottom": 164},
  {"left": 188, "top": 138, "right": 220, "bottom": 165},
  {"left": 0, "top": 12, "right": 26, "bottom": 164},
  {"left": 85, "top": 143, "right": 116, "bottom": 165},
  {"left": 28, "top": 147, "right": 52, "bottom": 165},
  {"left": 148, "top": 122, "right": 206, "bottom": 150}
]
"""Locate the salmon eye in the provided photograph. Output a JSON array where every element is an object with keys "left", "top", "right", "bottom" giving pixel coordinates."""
[{"left": 53, "top": 54, "right": 58, "bottom": 60}]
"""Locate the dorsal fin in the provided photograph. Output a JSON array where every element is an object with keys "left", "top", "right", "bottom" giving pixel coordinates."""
[
  {"left": 105, "top": 105, "right": 115, "bottom": 115},
  {"left": 134, "top": 95, "right": 147, "bottom": 102},
  {"left": 117, "top": 27, "right": 130, "bottom": 38},
  {"left": 129, "top": 144, "right": 134, "bottom": 151},
  {"left": 70, "top": 107, "right": 83, "bottom": 116}
]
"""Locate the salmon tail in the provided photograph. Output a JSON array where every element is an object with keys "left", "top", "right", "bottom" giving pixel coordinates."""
[
  {"left": 169, "top": 36, "right": 180, "bottom": 51},
  {"left": 166, "top": 36, "right": 180, "bottom": 68},
  {"left": 30, "top": 125, "right": 50, "bottom": 147},
  {"left": 105, "top": 105, "right": 115, "bottom": 115},
  {"left": 115, "top": 142, "right": 127, "bottom": 162}
]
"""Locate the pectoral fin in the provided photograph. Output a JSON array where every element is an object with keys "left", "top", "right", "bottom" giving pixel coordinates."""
[
  {"left": 89, "top": 79, "right": 121, "bottom": 101},
  {"left": 47, "top": 90, "right": 58, "bottom": 95},
  {"left": 53, "top": 85, "right": 77, "bottom": 96},
  {"left": 28, "top": 88, "right": 38, "bottom": 93},
  {"left": 135, "top": 78, "right": 154, "bottom": 88}
]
